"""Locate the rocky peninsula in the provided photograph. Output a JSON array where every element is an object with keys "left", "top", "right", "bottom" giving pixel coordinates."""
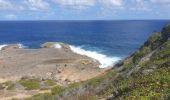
[
  {"left": 0, "top": 42, "right": 108, "bottom": 84},
  {"left": 1, "top": 24, "right": 169, "bottom": 100},
  {"left": 0, "top": 42, "right": 112, "bottom": 100}
]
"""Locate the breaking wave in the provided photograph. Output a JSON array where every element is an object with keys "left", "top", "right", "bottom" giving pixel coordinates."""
[{"left": 69, "top": 45, "right": 121, "bottom": 68}]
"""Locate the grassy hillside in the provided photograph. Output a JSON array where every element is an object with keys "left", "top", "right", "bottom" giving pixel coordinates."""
[
  {"left": 26, "top": 24, "right": 170, "bottom": 100},
  {"left": 101, "top": 23, "right": 170, "bottom": 99}
]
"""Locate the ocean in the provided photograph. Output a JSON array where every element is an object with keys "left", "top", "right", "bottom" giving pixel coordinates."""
[{"left": 0, "top": 20, "right": 169, "bottom": 68}]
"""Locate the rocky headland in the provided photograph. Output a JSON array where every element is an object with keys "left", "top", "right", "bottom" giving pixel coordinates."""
[
  {"left": 0, "top": 42, "right": 110, "bottom": 100},
  {"left": 0, "top": 42, "right": 107, "bottom": 84},
  {"left": 0, "top": 24, "right": 169, "bottom": 100}
]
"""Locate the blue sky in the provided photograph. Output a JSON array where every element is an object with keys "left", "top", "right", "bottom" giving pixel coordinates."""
[{"left": 0, "top": 0, "right": 170, "bottom": 20}]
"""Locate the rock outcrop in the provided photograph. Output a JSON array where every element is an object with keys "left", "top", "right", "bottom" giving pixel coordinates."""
[
  {"left": 1, "top": 44, "right": 21, "bottom": 50},
  {"left": 0, "top": 42, "right": 103, "bottom": 84}
]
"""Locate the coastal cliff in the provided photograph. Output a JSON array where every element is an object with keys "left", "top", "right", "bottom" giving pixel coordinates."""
[
  {"left": 0, "top": 24, "right": 169, "bottom": 100},
  {"left": 41, "top": 23, "right": 169, "bottom": 100}
]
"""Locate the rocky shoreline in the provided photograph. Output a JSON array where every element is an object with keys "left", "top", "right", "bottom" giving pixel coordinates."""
[{"left": 0, "top": 42, "right": 107, "bottom": 84}]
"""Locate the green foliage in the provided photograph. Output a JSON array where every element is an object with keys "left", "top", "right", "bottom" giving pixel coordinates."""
[
  {"left": 51, "top": 85, "right": 65, "bottom": 95},
  {"left": 96, "top": 35, "right": 170, "bottom": 99},
  {"left": 147, "top": 32, "right": 162, "bottom": 44},
  {"left": 67, "top": 82, "right": 82, "bottom": 90},
  {"left": 144, "top": 32, "right": 164, "bottom": 50},
  {"left": 98, "top": 66, "right": 169, "bottom": 99},
  {"left": 86, "top": 70, "right": 116, "bottom": 86},
  {"left": 26, "top": 93, "right": 54, "bottom": 100},
  {"left": 19, "top": 79, "right": 40, "bottom": 90},
  {"left": 125, "top": 68, "right": 170, "bottom": 99},
  {"left": 44, "top": 79, "right": 56, "bottom": 86},
  {"left": 133, "top": 46, "right": 150, "bottom": 64}
]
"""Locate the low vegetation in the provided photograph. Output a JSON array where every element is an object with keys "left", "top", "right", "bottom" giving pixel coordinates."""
[
  {"left": 44, "top": 79, "right": 56, "bottom": 86},
  {"left": 19, "top": 79, "right": 41, "bottom": 90}
]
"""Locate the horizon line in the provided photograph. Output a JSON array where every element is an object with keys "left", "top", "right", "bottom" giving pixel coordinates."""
[{"left": 0, "top": 19, "right": 170, "bottom": 21}]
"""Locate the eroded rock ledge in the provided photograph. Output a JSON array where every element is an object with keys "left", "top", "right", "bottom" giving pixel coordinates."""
[{"left": 0, "top": 42, "right": 105, "bottom": 84}]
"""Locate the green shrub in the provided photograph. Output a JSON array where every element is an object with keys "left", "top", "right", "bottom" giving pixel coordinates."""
[
  {"left": 133, "top": 46, "right": 150, "bottom": 64},
  {"left": 87, "top": 70, "right": 116, "bottom": 86},
  {"left": 44, "top": 79, "right": 56, "bottom": 86},
  {"left": 26, "top": 93, "right": 54, "bottom": 100},
  {"left": 51, "top": 85, "right": 65, "bottom": 95},
  {"left": 19, "top": 79, "right": 40, "bottom": 90}
]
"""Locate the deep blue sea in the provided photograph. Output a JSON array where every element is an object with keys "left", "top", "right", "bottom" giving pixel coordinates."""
[{"left": 0, "top": 20, "right": 169, "bottom": 67}]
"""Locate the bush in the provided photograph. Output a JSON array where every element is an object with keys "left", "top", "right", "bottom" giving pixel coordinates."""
[
  {"left": 133, "top": 46, "right": 150, "bottom": 64},
  {"left": 44, "top": 79, "right": 56, "bottom": 86},
  {"left": 51, "top": 85, "right": 65, "bottom": 95},
  {"left": 19, "top": 79, "right": 40, "bottom": 90},
  {"left": 26, "top": 93, "right": 54, "bottom": 100}
]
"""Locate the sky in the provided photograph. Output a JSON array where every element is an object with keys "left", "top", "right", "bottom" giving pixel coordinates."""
[{"left": 0, "top": 0, "right": 170, "bottom": 20}]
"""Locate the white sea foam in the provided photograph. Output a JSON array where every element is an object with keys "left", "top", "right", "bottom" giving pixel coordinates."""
[
  {"left": 17, "top": 43, "right": 26, "bottom": 48},
  {"left": 70, "top": 45, "right": 121, "bottom": 68},
  {"left": 0, "top": 44, "right": 8, "bottom": 50},
  {"left": 54, "top": 43, "right": 62, "bottom": 49}
]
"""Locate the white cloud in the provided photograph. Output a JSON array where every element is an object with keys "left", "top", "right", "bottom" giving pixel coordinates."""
[
  {"left": 0, "top": 0, "right": 25, "bottom": 11},
  {"left": 128, "top": 0, "right": 151, "bottom": 11},
  {"left": 0, "top": 0, "right": 170, "bottom": 19},
  {"left": 54, "top": 0, "right": 123, "bottom": 9},
  {"left": 101, "top": 0, "right": 123, "bottom": 6},
  {"left": 150, "top": 0, "right": 170, "bottom": 4},
  {"left": 150, "top": 0, "right": 170, "bottom": 9},
  {"left": 24, "top": 0, "right": 49, "bottom": 11},
  {"left": 99, "top": 0, "right": 124, "bottom": 12},
  {"left": 53, "top": 0, "right": 96, "bottom": 9},
  {"left": 0, "top": 0, "right": 13, "bottom": 10}
]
